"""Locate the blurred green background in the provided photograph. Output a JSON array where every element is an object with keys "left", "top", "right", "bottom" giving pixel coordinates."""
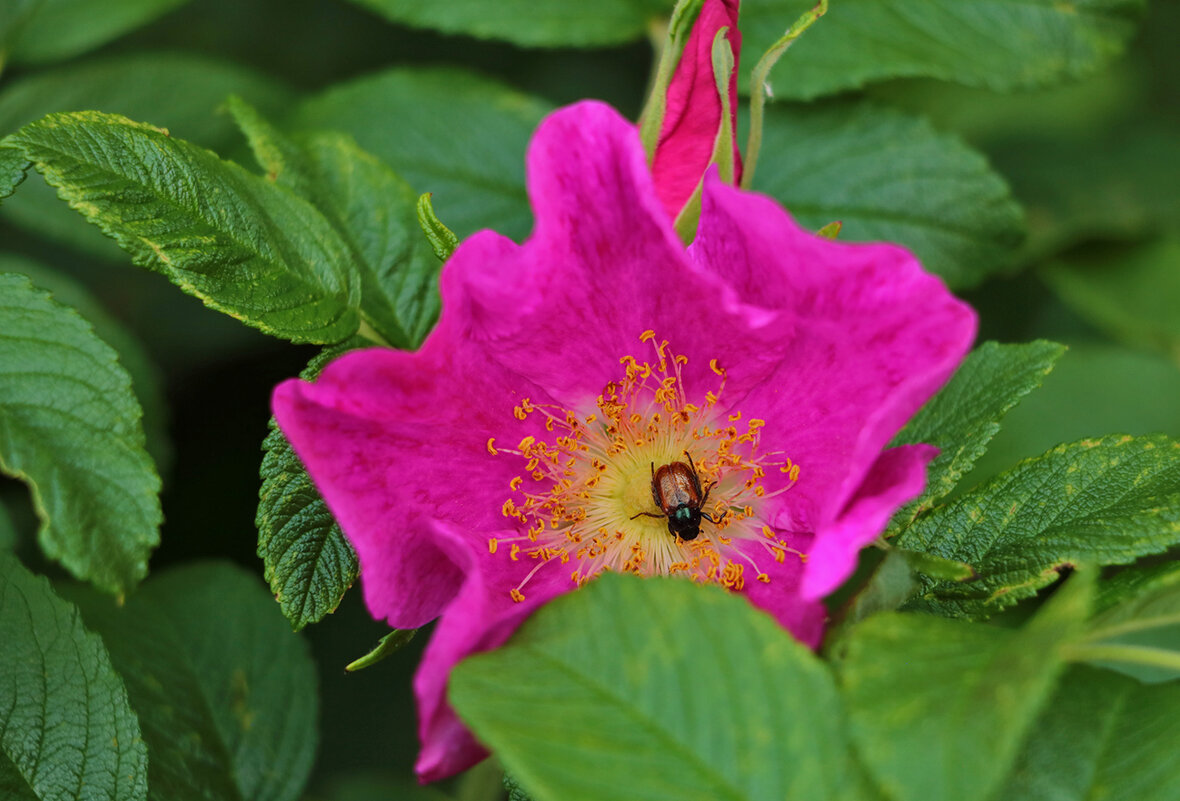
[{"left": 1, "top": 0, "right": 1177, "bottom": 795}]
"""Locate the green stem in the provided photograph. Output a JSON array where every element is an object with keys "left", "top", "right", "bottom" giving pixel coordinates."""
[
  {"left": 742, "top": 0, "right": 828, "bottom": 190},
  {"left": 1076, "top": 612, "right": 1180, "bottom": 643},
  {"left": 1064, "top": 642, "right": 1180, "bottom": 673}
]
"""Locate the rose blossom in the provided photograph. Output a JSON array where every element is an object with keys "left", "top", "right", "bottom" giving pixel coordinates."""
[{"left": 273, "top": 93, "right": 975, "bottom": 780}]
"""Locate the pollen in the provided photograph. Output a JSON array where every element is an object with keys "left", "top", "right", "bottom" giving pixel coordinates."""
[{"left": 488, "top": 332, "right": 803, "bottom": 601}]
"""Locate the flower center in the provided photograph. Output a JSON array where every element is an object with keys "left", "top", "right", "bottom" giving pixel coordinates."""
[{"left": 487, "top": 331, "right": 802, "bottom": 602}]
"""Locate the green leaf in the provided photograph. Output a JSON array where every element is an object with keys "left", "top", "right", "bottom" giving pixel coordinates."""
[
  {"left": 740, "top": 0, "right": 1146, "bottom": 100},
  {"left": 0, "top": 144, "right": 29, "bottom": 199},
  {"left": 293, "top": 67, "right": 552, "bottom": 242},
  {"left": 322, "top": 773, "right": 452, "bottom": 801},
  {"left": 4, "top": 111, "right": 361, "bottom": 344},
  {"left": 503, "top": 773, "right": 535, "bottom": 801},
  {"left": 258, "top": 421, "right": 358, "bottom": 630},
  {"left": 258, "top": 339, "right": 364, "bottom": 630},
  {"left": 451, "top": 574, "right": 871, "bottom": 801},
  {"left": 59, "top": 562, "right": 319, "bottom": 801},
  {"left": 227, "top": 97, "right": 440, "bottom": 349},
  {"left": 0, "top": 54, "right": 293, "bottom": 141},
  {"left": 0, "top": 273, "right": 160, "bottom": 593},
  {"left": 962, "top": 344, "right": 1180, "bottom": 487},
  {"left": 454, "top": 759, "right": 508, "bottom": 801},
  {"left": 896, "top": 548, "right": 974, "bottom": 582},
  {"left": 0, "top": 554, "right": 147, "bottom": 801},
  {"left": 897, "top": 434, "right": 1180, "bottom": 618},
  {"left": 751, "top": 101, "right": 1025, "bottom": 289},
  {"left": 0, "top": 1, "right": 40, "bottom": 58},
  {"left": 836, "top": 549, "right": 916, "bottom": 629},
  {"left": 1, "top": 254, "right": 171, "bottom": 473},
  {"left": 888, "top": 340, "right": 1066, "bottom": 531},
  {"left": 1096, "top": 560, "right": 1180, "bottom": 613},
  {"left": 1042, "top": 237, "right": 1180, "bottom": 361},
  {"left": 0, "top": 502, "right": 14, "bottom": 551},
  {"left": 8, "top": 0, "right": 188, "bottom": 65},
  {"left": 0, "top": 53, "right": 294, "bottom": 261},
  {"left": 833, "top": 549, "right": 974, "bottom": 635},
  {"left": 1069, "top": 578, "right": 1180, "bottom": 683},
  {"left": 837, "top": 569, "right": 1093, "bottom": 801},
  {"left": 995, "top": 124, "right": 1180, "bottom": 260},
  {"left": 996, "top": 665, "right": 1180, "bottom": 801},
  {"left": 342, "top": 0, "right": 668, "bottom": 47},
  {"left": 867, "top": 62, "right": 1140, "bottom": 148}
]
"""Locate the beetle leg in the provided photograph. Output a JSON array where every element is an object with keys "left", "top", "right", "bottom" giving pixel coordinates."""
[{"left": 699, "top": 479, "right": 716, "bottom": 507}]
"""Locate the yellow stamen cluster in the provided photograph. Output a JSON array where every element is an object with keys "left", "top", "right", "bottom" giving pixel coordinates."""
[{"left": 489, "top": 331, "right": 802, "bottom": 601}]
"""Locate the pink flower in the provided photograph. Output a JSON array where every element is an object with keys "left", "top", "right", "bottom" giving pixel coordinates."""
[
  {"left": 273, "top": 101, "right": 975, "bottom": 780},
  {"left": 651, "top": 0, "right": 742, "bottom": 219}
]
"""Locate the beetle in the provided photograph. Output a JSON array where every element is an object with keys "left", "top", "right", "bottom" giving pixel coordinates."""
[{"left": 629, "top": 453, "right": 726, "bottom": 541}]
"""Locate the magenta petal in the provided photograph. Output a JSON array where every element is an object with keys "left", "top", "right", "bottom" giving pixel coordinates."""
[
  {"left": 412, "top": 522, "right": 573, "bottom": 782},
  {"left": 652, "top": 0, "right": 742, "bottom": 219},
  {"left": 272, "top": 342, "right": 552, "bottom": 628},
  {"left": 801, "top": 444, "right": 938, "bottom": 600},
  {"left": 439, "top": 100, "right": 684, "bottom": 403},
  {"left": 441, "top": 101, "right": 787, "bottom": 408},
  {"left": 693, "top": 171, "right": 976, "bottom": 526},
  {"left": 271, "top": 97, "right": 979, "bottom": 785},
  {"left": 735, "top": 534, "right": 828, "bottom": 648}
]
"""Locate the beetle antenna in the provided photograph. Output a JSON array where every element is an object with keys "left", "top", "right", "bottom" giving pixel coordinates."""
[{"left": 629, "top": 511, "right": 666, "bottom": 521}]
